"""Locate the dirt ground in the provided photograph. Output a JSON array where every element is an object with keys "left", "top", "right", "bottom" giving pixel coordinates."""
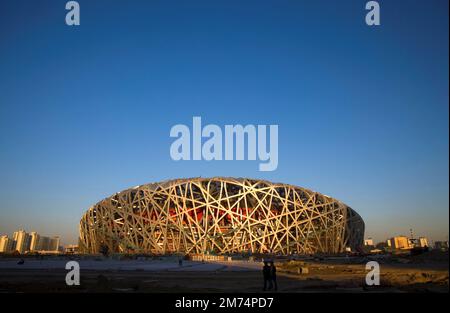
[{"left": 0, "top": 251, "right": 448, "bottom": 293}]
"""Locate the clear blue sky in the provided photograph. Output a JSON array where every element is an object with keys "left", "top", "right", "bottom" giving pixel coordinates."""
[{"left": 0, "top": 0, "right": 448, "bottom": 245}]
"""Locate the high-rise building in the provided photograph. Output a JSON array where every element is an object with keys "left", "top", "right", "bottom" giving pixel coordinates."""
[
  {"left": 407, "top": 236, "right": 429, "bottom": 248},
  {"left": 49, "top": 237, "right": 60, "bottom": 251},
  {"left": 29, "top": 232, "right": 40, "bottom": 251},
  {"left": 34, "top": 234, "right": 61, "bottom": 252},
  {"left": 434, "top": 241, "right": 449, "bottom": 250},
  {"left": 0, "top": 235, "right": 14, "bottom": 253},
  {"left": 389, "top": 236, "right": 412, "bottom": 250},
  {"left": 418, "top": 237, "right": 429, "bottom": 248},
  {"left": 12, "top": 230, "right": 31, "bottom": 254},
  {"left": 364, "top": 238, "right": 374, "bottom": 246}
]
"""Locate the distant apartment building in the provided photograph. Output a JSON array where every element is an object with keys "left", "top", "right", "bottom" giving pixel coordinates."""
[
  {"left": 64, "top": 244, "right": 79, "bottom": 254},
  {"left": 39, "top": 236, "right": 50, "bottom": 251},
  {"left": 418, "top": 237, "right": 429, "bottom": 248},
  {"left": 34, "top": 235, "right": 60, "bottom": 252},
  {"left": 434, "top": 241, "right": 449, "bottom": 250},
  {"left": 364, "top": 238, "right": 374, "bottom": 246},
  {"left": 0, "top": 235, "right": 14, "bottom": 253},
  {"left": 13, "top": 230, "right": 31, "bottom": 253},
  {"left": 406, "top": 236, "right": 429, "bottom": 248},
  {"left": 389, "top": 236, "right": 412, "bottom": 250},
  {"left": 48, "top": 236, "right": 60, "bottom": 251},
  {"left": 29, "top": 232, "right": 40, "bottom": 251}
]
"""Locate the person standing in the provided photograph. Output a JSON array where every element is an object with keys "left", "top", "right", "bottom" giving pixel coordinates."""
[
  {"left": 262, "top": 261, "right": 272, "bottom": 291},
  {"left": 270, "top": 261, "right": 278, "bottom": 291}
]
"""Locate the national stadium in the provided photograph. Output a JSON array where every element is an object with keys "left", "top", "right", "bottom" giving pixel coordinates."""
[{"left": 79, "top": 177, "right": 364, "bottom": 255}]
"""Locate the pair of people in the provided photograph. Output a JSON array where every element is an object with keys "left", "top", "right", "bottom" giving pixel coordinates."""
[{"left": 262, "top": 261, "right": 277, "bottom": 291}]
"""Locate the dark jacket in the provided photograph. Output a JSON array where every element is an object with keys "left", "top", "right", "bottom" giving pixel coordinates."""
[
  {"left": 263, "top": 265, "right": 271, "bottom": 279},
  {"left": 270, "top": 265, "right": 277, "bottom": 278}
]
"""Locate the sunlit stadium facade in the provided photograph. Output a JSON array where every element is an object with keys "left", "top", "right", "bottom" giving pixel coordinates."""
[{"left": 79, "top": 178, "right": 364, "bottom": 255}]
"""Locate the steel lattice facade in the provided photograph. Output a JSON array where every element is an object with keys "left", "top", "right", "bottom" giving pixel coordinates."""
[{"left": 79, "top": 178, "right": 364, "bottom": 254}]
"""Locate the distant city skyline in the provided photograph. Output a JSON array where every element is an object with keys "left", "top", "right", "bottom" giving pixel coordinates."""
[
  {"left": 0, "top": 0, "right": 448, "bottom": 246},
  {"left": 0, "top": 229, "right": 61, "bottom": 253},
  {"left": 0, "top": 225, "right": 447, "bottom": 248}
]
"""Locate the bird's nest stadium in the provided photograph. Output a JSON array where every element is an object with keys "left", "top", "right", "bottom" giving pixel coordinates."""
[{"left": 79, "top": 177, "right": 364, "bottom": 255}]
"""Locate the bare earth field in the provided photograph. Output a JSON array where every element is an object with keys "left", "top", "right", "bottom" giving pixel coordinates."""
[{"left": 0, "top": 251, "right": 448, "bottom": 293}]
